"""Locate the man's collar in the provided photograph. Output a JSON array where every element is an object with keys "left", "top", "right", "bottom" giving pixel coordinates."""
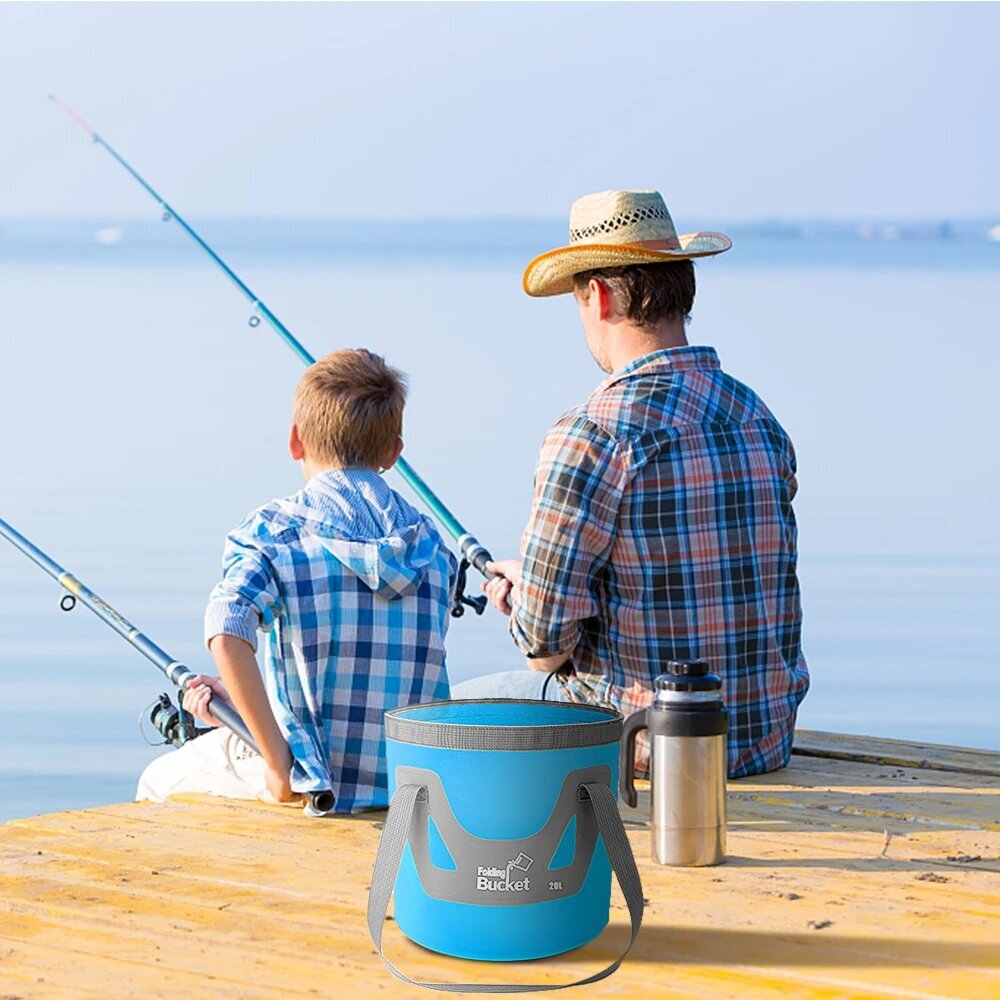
[{"left": 596, "top": 345, "right": 721, "bottom": 392}]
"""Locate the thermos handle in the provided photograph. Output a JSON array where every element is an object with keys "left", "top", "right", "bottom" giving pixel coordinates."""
[{"left": 619, "top": 709, "right": 649, "bottom": 809}]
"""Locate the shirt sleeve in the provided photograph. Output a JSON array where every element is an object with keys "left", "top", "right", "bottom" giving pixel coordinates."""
[
  {"left": 785, "top": 433, "right": 799, "bottom": 501},
  {"left": 203, "top": 519, "right": 281, "bottom": 653},
  {"left": 510, "top": 413, "right": 628, "bottom": 659}
]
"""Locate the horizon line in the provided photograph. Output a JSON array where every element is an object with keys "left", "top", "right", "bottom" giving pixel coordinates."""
[{"left": 1, "top": 212, "right": 998, "bottom": 226}]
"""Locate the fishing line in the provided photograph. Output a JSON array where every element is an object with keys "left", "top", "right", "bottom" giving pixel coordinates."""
[
  {"left": 50, "top": 95, "right": 496, "bottom": 608},
  {"left": 541, "top": 669, "right": 557, "bottom": 701}
]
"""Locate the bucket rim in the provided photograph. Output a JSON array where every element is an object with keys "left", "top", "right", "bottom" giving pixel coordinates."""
[{"left": 385, "top": 698, "right": 623, "bottom": 751}]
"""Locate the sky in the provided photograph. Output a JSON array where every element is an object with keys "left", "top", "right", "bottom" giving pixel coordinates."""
[{"left": 0, "top": 1, "right": 996, "bottom": 221}]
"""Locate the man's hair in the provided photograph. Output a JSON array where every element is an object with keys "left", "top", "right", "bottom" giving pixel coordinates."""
[
  {"left": 293, "top": 348, "right": 407, "bottom": 468},
  {"left": 573, "top": 259, "right": 696, "bottom": 329}
]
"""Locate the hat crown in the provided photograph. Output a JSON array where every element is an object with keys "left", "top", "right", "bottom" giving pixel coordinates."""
[{"left": 568, "top": 190, "right": 679, "bottom": 248}]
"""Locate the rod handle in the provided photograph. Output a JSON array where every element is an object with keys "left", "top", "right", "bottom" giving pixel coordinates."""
[
  {"left": 469, "top": 545, "right": 496, "bottom": 578},
  {"left": 203, "top": 692, "right": 335, "bottom": 815},
  {"left": 203, "top": 693, "right": 256, "bottom": 748}
]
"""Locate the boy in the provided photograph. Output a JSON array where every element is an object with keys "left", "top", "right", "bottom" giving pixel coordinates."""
[{"left": 136, "top": 349, "right": 456, "bottom": 813}]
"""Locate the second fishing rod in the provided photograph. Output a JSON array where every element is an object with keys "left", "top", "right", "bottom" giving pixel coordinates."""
[
  {"left": 50, "top": 96, "right": 497, "bottom": 608},
  {"left": 0, "top": 516, "right": 336, "bottom": 814}
]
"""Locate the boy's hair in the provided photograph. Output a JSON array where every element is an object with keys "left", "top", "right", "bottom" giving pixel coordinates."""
[
  {"left": 573, "top": 259, "right": 696, "bottom": 329},
  {"left": 293, "top": 349, "right": 407, "bottom": 468}
]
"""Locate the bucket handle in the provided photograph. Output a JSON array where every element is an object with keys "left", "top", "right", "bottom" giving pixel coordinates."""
[{"left": 367, "top": 780, "right": 644, "bottom": 993}]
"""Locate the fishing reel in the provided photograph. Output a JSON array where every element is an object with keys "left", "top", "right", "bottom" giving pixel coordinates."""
[
  {"left": 450, "top": 558, "right": 488, "bottom": 618},
  {"left": 141, "top": 692, "right": 211, "bottom": 748}
]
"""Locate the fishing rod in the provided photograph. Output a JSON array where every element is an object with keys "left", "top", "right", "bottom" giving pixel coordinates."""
[
  {"left": 0, "top": 516, "right": 336, "bottom": 814},
  {"left": 50, "top": 95, "right": 494, "bottom": 614}
]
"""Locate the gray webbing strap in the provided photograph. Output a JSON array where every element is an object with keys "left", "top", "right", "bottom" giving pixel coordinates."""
[{"left": 367, "top": 781, "right": 644, "bottom": 993}]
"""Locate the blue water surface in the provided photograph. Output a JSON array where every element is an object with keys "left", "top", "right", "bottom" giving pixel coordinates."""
[{"left": 0, "top": 223, "right": 997, "bottom": 821}]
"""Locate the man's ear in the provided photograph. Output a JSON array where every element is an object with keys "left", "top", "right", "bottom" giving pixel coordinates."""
[
  {"left": 289, "top": 423, "right": 306, "bottom": 462},
  {"left": 593, "top": 279, "right": 615, "bottom": 321},
  {"left": 381, "top": 435, "right": 404, "bottom": 471}
]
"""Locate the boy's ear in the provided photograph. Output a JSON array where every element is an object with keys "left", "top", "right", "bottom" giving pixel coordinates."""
[
  {"left": 289, "top": 423, "right": 306, "bottom": 462},
  {"left": 382, "top": 435, "right": 404, "bottom": 471}
]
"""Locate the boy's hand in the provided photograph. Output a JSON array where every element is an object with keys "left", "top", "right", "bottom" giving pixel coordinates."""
[
  {"left": 483, "top": 559, "right": 522, "bottom": 616},
  {"left": 181, "top": 675, "right": 229, "bottom": 727},
  {"left": 265, "top": 764, "right": 304, "bottom": 805}
]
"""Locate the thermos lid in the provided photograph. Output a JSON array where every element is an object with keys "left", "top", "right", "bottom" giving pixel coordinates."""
[{"left": 655, "top": 660, "right": 723, "bottom": 693}]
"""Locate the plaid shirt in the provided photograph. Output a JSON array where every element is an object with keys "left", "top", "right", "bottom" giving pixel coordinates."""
[
  {"left": 204, "top": 469, "right": 455, "bottom": 812},
  {"left": 510, "top": 346, "right": 809, "bottom": 778}
]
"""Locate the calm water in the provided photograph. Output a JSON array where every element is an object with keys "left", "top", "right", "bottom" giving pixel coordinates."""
[{"left": 1, "top": 221, "right": 997, "bottom": 821}]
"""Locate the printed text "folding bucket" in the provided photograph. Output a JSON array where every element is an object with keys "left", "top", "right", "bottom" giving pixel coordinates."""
[{"left": 367, "top": 698, "right": 644, "bottom": 992}]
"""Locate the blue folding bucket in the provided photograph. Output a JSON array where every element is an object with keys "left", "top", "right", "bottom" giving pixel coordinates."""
[{"left": 367, "top": 698, "right": 644, "bottom": 992}]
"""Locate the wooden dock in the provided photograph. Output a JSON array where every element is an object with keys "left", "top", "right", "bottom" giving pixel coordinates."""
[{"left": 0, "top": 730, "right": 997, "bottom": 998}]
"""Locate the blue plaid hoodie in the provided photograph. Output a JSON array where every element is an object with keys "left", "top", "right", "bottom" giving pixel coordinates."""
[{"left": 204, "top": 468, "right": 456, "bottom": 813}]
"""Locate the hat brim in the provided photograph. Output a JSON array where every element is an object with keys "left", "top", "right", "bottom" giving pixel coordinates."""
[{"left": 522, "top": 232, "right": 733, "bottom": 297}]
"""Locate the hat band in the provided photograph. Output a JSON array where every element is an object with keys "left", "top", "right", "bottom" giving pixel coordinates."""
[
  {"left": 632, "top": 237, "right": 681, "bottom": 251},
  {"left": 571, "top": 236, "right": 682, "bottom": 251}
]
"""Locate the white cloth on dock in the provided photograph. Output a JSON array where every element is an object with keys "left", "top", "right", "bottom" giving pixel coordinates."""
[{"left": 135, "top": 728, "right": 296, "bottom": 806}]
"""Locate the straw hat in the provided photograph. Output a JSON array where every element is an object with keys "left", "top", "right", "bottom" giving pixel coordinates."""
[{"left": 523, "top": 190, "right": 732, "bottom": 297}]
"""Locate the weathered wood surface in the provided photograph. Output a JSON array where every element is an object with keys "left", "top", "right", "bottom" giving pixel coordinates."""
[
  {"left": 0, "top": 732, "right": 997, "bottom": 999},
  {"left": 794, "top": 729, "right": 1000, "bottom": 778}
]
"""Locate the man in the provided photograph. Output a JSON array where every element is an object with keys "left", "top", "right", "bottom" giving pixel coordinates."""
[{"left": 456, "top": 189, "right": 809, "bottom": 778}]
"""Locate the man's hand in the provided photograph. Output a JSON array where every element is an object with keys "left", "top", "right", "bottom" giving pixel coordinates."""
[
  {"left": 482, "top": 559, "right": 522, "bottom": 616},
  {"left": 264, "top": 763, "right": 303, "bottom": 805},
  {"left": 181, "top": 675, "right": 229, "bottom": 727}
]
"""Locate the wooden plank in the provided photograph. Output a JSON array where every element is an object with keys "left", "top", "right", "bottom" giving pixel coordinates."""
[
  {"left": 4, "top": 817, "right": 996, "bottom": 937},
  {"left": 2, "top": 850, "right": 997, "bottom": 1000},
  {"left": 0, "top": 734, "right": 997, "bottom": 999},
  {"left": 0, "top": 934, "right": 306, "bottom": 999},
  {"left": 794, "top": 730, "right": 1000, "bottom": 777}
]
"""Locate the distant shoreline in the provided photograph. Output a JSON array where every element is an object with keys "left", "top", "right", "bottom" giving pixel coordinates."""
[
  {"left": 1, "top": 215, "right": 998, "bottom": 236},
  {"left": 1, "top": 216, "right": 998, "bottom": 269}
]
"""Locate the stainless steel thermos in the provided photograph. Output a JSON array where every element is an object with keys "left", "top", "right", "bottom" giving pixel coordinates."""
[{"left": 620, "top": 660, "right": 728, "bottom": 866}]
